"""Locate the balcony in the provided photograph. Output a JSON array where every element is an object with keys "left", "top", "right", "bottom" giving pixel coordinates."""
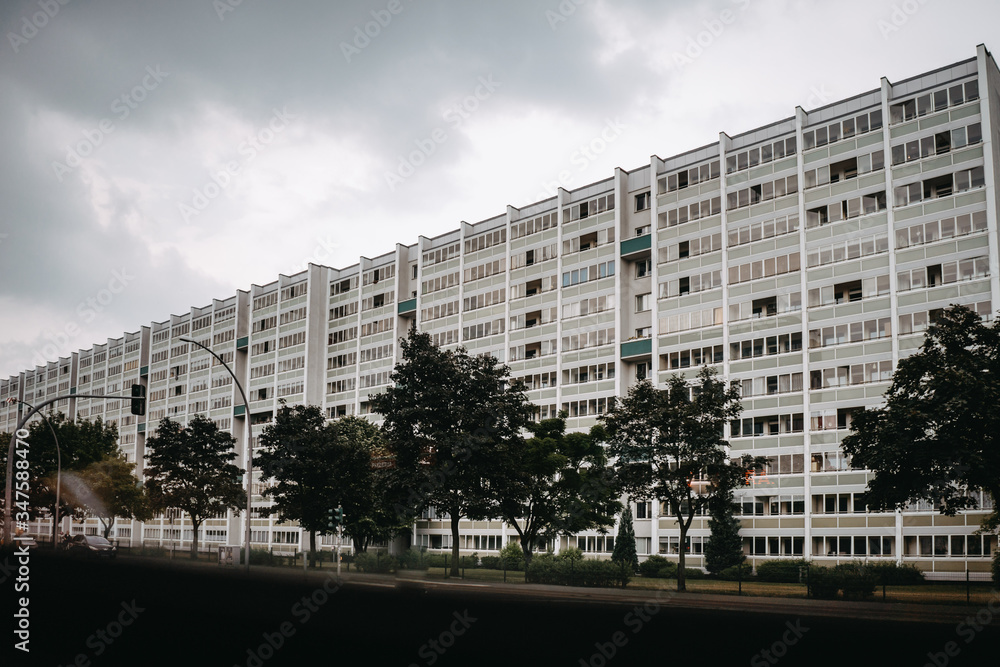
[
  {"left": 620, "top": 338, "right": 652, "bottom": 361},
  {"left": 620, "top": 234, "right": 652, "bottom": 260},
  {"left": 397, "top": 298, "right": 417, "bottom": 317}
]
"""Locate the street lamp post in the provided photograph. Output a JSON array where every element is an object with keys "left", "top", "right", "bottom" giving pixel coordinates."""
[
  {"left": 180, "top": 337, "right": 252, "bottom": 574},
  {"left": 10, "top": 400, "right": 62, "bottom": 548}
]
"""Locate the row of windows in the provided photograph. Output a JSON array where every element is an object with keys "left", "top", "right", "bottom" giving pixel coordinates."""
[
  {"left": 511, "top": 243, "right": 557, "bottom": 269},
  {"left": 562, "top": 294, "right": 615, "bottom": 319},
  {"left": 510, "top": 308, "right": 557, "bottom": 330},
  {"left": 659, "top": 270, "right": 722, "bottom": 299},
  {"left": 359, "top": 372, "right": 390, "bottom": 389},
  {"left": 895, "top": 210, "right": 987, "bottom": 249},
  {"left": 561, "top": 328, "right": 615, "bottom": 352},
  {"left": 515, "top": 371, "right": 557, "bottom": 390},
  {"left": 660, "top": 195, "right": 722, "bottom": 228},
  {"left": 561, "top": 397, "right": 612, "bottom": 417},
  {"left": 661, "top": 158, "right": 721, "bottom": 190},
  {"left": 897, "top": 256, "right": 990, "bottom": 292},
  {"left": 361, "top": 292, "right": 393, "bottom": 311},
  {"left": 805, "top": 191, "right": 887, "bottom": 227},
  {"left": 889, "top": 79, "right": 979, "bottom": 125},
  {"left": 279, "top": 332, "right": 306, "bottom": 349},
  {"left": 728, "top": 293, "right": 801, "bottom": 322},
  {"left": 253, "top": 292, "right": 278, "bottom": 310},
  {"left": 191, "top": 315, "right": 212, "bottom": 331},
  {"left": 808, "top": 276, "right": 889, "bottom": 307},
  {"left": 510, "top": 211, "right": 557, "bottom": 240},
  {"left": 726, "top": 174, "right": 798, "bottom": 210},
  {"left": 421, "top": 300, "right": 458, "bottom": 322},
  {"left": 563, "top": 228, "right": 615, "bottom": 254},
  {"left": 280, "top": 307, "right": 307, "bottom": 324},
  {"left": 802, "top": 108, "right": 882, "bottom": 151},
  {"left": 360, "top": 344, "right": 393, "bottom": 363},
  {"left": 726, "top": 139, "right": 796, "bottom": 175},
  {"left": 809, "top": 361, "right": 894, "bottom": 389},
  {"left": 327, "top": 352, "right": 356, "bottom": 370},
  {"left": 803, "top": 149, "right": 883, "bottom": 189},
  {"left": 422, "top": 242, "right": 461, "bottom": 267},
  {"left": 464, "top": 288, "right": 505, "bottom": 312},
  {"left": 808, "top": 318, "right": 892, "bottom": 348},
  {"left": 363, "top": 264, "right": 395, "bottom": 286},
  {"left": 360, "top": 318, "right": 392, "bottom": 337},
  {"left": 562, "top": 260, "right": 615, "bottom": 287},
  {"left": 731, "top": 413, "right": 804, "bottom": 437},
  {"left": 890, "top": 122, "right": 981, "bottom": 165},
  {"left": 253, "top": 316, "right": 276, "bottom": 333},
  {"left": 509, "top": 340, "right": 558, "bottom": 361},
  {"left": 563, "top": 363, "right": 615, "bottom": 385},
  {"left": 660, "top": 306, "right": 723, "bottom": 334},
  {"left": 330, "top": 301, "right": 358, "bottom": 321},
  {"left": 463, "top": 258, "right": 506, "bottom": 283},
  {"left": 806, "top": 232, "right": 887, "bottom": 268},
  {"left": 658, "top": 232, "right": 722, "bottom": 265},
  {"left": 563, "top": 193, "right": 615, "bottom": 222},
  {"left": 465, "top": 228, "right": 506, "bottom": 254},
  {"left": 728, "top": 214, "right": 799, "bottom": 248},
  {"left": 328, "top": 328, "right": 357, "bottom": 345},
  {"left": 728, "top": 252, "right": 800, "bottom": 285},
  {"left": 431, "top": 330, "right": 459, "bottom": 348},
  {"left": 463, "top": 319, "right": 504, "bottom": 341},
  {"left": 331, "top": 277, "right": 359, "bottom": 296},
  {"left": 280, "top": 283, "right": 307, "bottom": 301},
  {"left": 422, "top": 271, "right": 460, "bottom": 294},
  {"left": 893, "top": 167, "right": 985, "bottom": 207},
  {"left": 666, "top": 344, "right": 725, "bottom": 369},
  {"left": 735, "top": 373, "right": 802, "bottom": 397}
]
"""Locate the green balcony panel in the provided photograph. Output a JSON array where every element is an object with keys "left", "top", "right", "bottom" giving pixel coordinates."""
[
  {"left": 137, "top": 423, "right": 145, "bottom": 433},
  {"left": 237, "top": 336, "right": 249, "bottom": 350},
  {"left": 140, "top": 365, "right": 148, "bottom": 377},
  {"left": 621, "top": 338, "right": 652, "bottom": 359},
  {"left": 620, "top": 234, "right": 652, "bottom": 257},
  {"left": 234, "top": 405, "right": 246, "bottom": 417},
  {"left": 398, "top": 298, "right": 417, "bottom": 315}
]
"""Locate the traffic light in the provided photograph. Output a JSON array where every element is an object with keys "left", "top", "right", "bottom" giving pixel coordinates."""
[
  {"left": 130, "top": 384, "right": 146, "bottom": 416},
  {"left": 337, "top": 506, "right": 345, "bottom": 525},
  {"left": 327, "top": 508, "right": 336, "bottom": 531}
]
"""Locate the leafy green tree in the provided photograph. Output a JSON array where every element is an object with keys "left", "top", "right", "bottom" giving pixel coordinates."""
[
  {"left": 371, "top": 328, "right": 533, "bottom": 576},
  {"left": 336, "top": 415, "right": 409, "bottom": 553},
  {"left": 255, "top": 404, "right": 403, "bottom": 564},
  {"left": 704, "top": 492, "right": 745, "bottom": 575},
  {"left": 11, "top": 412, "right": 119, "bottom": 542},
  {"left": 601, "top": 367, "right": 756, "bottom": 591},
  {"left": 492, "top": 413, "right": 620, "bottom": 563},
  {"left": 75, "top": 455, "right": 152, "bottom": 539},
  {"left": 611, "top": 505, "right": 638, "bottom": 573},
  {"left": 144, "top": 415, "right": 245, "bottom": 558},
  {"left": 842, "top": 305, "right": 1000, "bottom": 531}
]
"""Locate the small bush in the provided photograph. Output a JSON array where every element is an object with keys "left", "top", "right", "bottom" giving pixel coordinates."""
[
  {"left": 756, "top": 559, "right": 809, "bottom": 583},
  {"left": 834, "top": 562, "right": 876, "bottom": 600},
  {"left": 479, "top": 555, "right": 501, "bottom": 570},
  {"left": 866, "top": 561, "right": 925, "bottom": 586},
  {"left": 559, "top": 546, "right": 584, "bottom": 561},
  {"left": 526, "top": 556, "right": 629, "bottom": 588},
  {"left": 637, "top": 555, "right": 677, "bottom": 579},
  {"left": 715, "top": 563, "right": 753, "bottom": 581},
  {"left": 248, "top": 548, "right": 277, "bottom": 566},
  {"left": 500, "top": 541, "right": 526, "bottom": 571},
  {"left": 353, "top": 552, "right": 398, "bottom": 574},
  {"left": 681, "top": 567, "right": 705, "bottom": 580},
  {"left": 397, "top": 548, "right": 429, "bottom": 570},
  {"left": 808, "top": 566, "right": 840, "bottom": 599}
]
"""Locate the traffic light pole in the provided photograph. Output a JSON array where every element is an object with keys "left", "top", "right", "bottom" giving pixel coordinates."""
[
  {"left": 3, "top": 392, "right": 136, "bottom": 546},
  {"left": 179, "top": 337, "right": 253, "bottom": 575}
]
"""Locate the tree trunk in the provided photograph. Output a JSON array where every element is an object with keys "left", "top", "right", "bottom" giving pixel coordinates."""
[
  {"left": 449, "top": 508, "right": 461, "bottom": 576},
  {"left": 676, "top": 519, "right": 687, "bottom": 592},
  {"left": 102, "top": 517, "right": 115, "bottom": 540},
  {"left": 190, "top": 519, "right": 200, "bottom": 559},
  {"left": 309, "top": 530, "right": 317, "bottom": 568},
  {"left": 520, "top": 534, "right": 533, "bottom": 565}
]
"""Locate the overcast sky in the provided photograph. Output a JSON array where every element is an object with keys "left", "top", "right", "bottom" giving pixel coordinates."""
[{"left": 0, "top": 0, "right": 997, "bottom": 378}]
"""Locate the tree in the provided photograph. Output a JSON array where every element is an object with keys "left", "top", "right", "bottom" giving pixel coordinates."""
[
  {"left": 704, "top": 491, "right": 745, "bottom": 575},
  {"left": 73, "top": 455, "right": 152, "bottom": 539},
  {"left": 600, "top": 367, "right": 757, "bottom": 591},
  {"left": 14, "top": 412, "right": 119, "bottom": 543},
  {"left": 611, "top": 505, "right": 638, "bottom": 573},
  {"left": 144, "top": 415, "right": 245, "bottom": 558},
  {"left": 255, "top": 403, "right": 402, "bottom": 565},
  {"left": 336, "top": 415, "right": 409, "bottom": 554},
  {"left": 492, "top": 413, "right": 620, "bottom": 563},
  {"left": 371, "top": 328, "right": 533, "bottom": 576},
  {"left": 842, "top": 305, "right": 1000, "bottom": 531}
]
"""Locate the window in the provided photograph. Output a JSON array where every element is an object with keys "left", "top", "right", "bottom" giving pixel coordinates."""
[
  {"left": 635, "top": 293, "right": 651, "bottom": 312},
  {"left": 635, "top": 259, "right": 651, "bottom": 278},
  {"left": 635, "top": 191, "right": 651, "bottom": 211}
]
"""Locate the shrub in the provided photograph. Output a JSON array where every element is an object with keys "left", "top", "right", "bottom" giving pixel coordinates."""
[
  {"left": 755, "top": 559, "right": 809, "bottom": 583},
  {"left": 247, "top": 548, "right": 277, "bottom": 566},
  {"left": 682, "top": 567, "right": 705, "bottom": 580},
  {"left": 716, "top": 563, "right": 753, "bottom": 581},
  {"left": 638, "top": 555, "right": 676, "bottom": 579},
  {"left": 526, "top": 556, "right": 629, "bottom": 588},
  {"left": 479, "top": 555, "right": 501, "bottom": 570},
  {"left": 834, "top": 562, "right": 876, "bottom": 600},
  {"left": 500, "top": 541, "right": 525, "bottom": 571},
  {"left": 807, "top": 566, "right": 840, "bottom": 599},
  {"left": 353, "top": 552, "right": 398, "bottom": 574},
  {"left": 397, "top": 548, "right": 429, "bottom": 570},
  {"left": 866, "top": 561, "right": 925, "bottom": 586},
  {"left": 559, "top": 546, "right": 584, "bottom": 561}
]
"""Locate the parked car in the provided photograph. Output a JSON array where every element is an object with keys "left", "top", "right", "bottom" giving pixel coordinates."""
[{"left": 63, "top": 535, "right": 117, "bottom": 559}]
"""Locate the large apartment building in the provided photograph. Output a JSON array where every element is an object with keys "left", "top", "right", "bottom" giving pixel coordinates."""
[{"left": 3, "top": 45, "right": 999, "bottom": 575}]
